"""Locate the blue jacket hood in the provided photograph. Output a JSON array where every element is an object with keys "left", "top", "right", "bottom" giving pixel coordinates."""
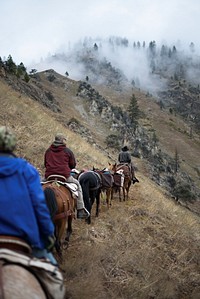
[{"left": 0, "top": 155, "right": 25, "bottom": 177}]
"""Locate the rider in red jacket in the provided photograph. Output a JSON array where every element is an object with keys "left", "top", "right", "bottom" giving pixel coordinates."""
[
  {"left": 45, "top": 141, "right": 76, "bottom": 178},
  {"left": 44, "top": 133, "right": 90, "bottom": 219}
]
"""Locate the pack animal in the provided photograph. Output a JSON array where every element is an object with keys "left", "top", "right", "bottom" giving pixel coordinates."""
[
  {"left": 0, "top": 241, "right": 65, "bottom": 299},
  {"left": 78, "top": 170, "right": 102, "bottom": 224},
  {"left": 42, "top": 178, "right": 75, "bottom": 257},
  {"left": 92, "top": 167, "right": 113, "bottom": 208},
  {"left": 109, "top": 163, "right": 131, "bottom": 201}
]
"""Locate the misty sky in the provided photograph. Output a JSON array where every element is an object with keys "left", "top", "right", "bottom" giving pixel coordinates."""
[{"left": 1, "top": 0, "right": 200, "bottom": 67}]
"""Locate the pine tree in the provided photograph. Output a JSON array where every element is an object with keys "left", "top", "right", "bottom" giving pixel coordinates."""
[
  {"left": 128, "top": 94, "right": 140, "bottom": 130},
  {"left": 5, "top": 55, "right": 17, "bottom": 74},
  {"left": 16, "top": 62, "right": 26, "bottom": 77},
  {"left": 24, "top": 72, "right": 30, "bottom": 82}
]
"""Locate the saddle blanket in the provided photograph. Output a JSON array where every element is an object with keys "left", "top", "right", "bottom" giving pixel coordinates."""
[
  {"left": 114, "top": 170, "right": 124, "bottom": 187},
  {"left": 42, "top": 181, "right": 79, "bottom": 197},
  {"left": 0, "top": 248, "right": 65, "bottom": 299}
]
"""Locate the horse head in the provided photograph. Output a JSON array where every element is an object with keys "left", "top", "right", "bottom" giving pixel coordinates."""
[{"left": 108, "top": 162, "right": 117, "bottom": 173}]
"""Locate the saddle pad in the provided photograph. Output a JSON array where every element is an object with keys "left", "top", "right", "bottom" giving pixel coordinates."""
[
  {"left": 63, "top": 182, "right": 77, "bottom": 192},
  {"left": 113, "top": 173, "right": 124, "bottom": 187},
  {"left": 101, "top": 173, "right": 113, "bottom": 188},
  {"left": 42, "top": 181, "right": 79, "bottom": 197}
]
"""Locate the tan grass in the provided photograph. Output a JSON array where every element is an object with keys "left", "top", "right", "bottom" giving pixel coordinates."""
[{"left": 0, "top": 81, "right": 110, "bottom": 174}]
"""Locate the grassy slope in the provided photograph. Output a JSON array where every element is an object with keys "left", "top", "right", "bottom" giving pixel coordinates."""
[
  {"left": 0, "top": 78, "right": 200, "bottom": 299},
  {"left": 0, "top": 80, "right": 111, "bottom": 170}
]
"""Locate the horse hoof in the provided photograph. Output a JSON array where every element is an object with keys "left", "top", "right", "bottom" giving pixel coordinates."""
[
  {"left": 86, "top": 217, "right": 91, "bottom": 224},
  {"left": 63, "top": 240, "right": 69, "bottom": 249}
]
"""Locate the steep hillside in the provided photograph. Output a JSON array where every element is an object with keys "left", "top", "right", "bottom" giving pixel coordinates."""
[
  {"left": 94, "top": 83, "right": 200, "bottom": 187},
  {"left": 1, "top": 67, "right": 200, "bottom": 209},
  {"left": 0, "top": 71, "right": 200, "bottom": 298}
]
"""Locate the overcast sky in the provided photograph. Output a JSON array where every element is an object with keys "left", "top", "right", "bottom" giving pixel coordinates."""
[{"left": 1, "top": 0, "right": 200, "bottom": 66}]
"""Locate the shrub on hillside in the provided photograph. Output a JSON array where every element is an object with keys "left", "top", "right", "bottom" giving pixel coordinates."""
[
  {"left": 173, "top": 182, "right": 196, "bottom": 202},
  {"left": 105, "top": 134, "right": 120, "bottom": 149}
]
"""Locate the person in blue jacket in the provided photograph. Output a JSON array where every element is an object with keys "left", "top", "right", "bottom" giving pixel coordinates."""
[{"left": 0, "top": 126, "right": 57, "bottom": 265}]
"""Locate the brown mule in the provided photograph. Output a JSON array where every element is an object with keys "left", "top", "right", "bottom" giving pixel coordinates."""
[{"left": 109, "top": 163, "right": 132, "bottom": 201}]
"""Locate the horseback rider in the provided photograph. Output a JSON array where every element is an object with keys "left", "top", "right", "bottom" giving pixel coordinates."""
[
  {"left": 44, "top": 133, "right": 90, "bottom": 219},
  {"left": 118, "top": 145, "right": 139, "bottom": 184},
  {"left": 0, "top": 126, "right": 57, "bottom": 265}
]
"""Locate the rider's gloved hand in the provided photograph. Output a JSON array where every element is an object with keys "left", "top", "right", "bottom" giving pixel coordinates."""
[{"left": 44, "top": 235, "right": 55, "bottom": 252}]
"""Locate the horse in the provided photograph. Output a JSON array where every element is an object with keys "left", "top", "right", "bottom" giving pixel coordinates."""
[
  {"left": 78, "top": 170, "right": 102, "bottom": 224},
  {"left": 109, "top": 163, "right": 132, "bottom": 201},
  {"left": 42, "top": 176, "right": 75, "bottom": 257},
  {"left": 0, "top": 263, "right": 46, "bottom": 299},
  {"left": 0, "top": 238, "right": 65, "bottom": 299},
  {"left": 92, "top": 167, "right": 114, "bottom": 208}
]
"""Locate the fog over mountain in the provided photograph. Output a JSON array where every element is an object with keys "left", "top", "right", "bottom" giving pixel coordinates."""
[
  {"left": 1, "top": 0, "right": 200, "bottom": 95},
  {"left": 32, "top": 37, "right": 200, "bottom": 95},
  {"left": 1, "top": 0, "right": 200, "bottom": 63}
]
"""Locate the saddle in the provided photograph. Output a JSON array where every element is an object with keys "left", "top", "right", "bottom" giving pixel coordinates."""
[
  {"left": 42, "top": 174, "right": 79, "bottom": 197},
  {"left": 117, "top": 163, "right": 131, "bottom": 177},
  {"left": 0, "top": 236, "right": 32, "bottom": 255}
]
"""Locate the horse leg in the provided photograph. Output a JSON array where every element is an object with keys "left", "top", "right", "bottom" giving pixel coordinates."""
[
  {"left": 106, "top": 189, "right": 112, "bottom": 207},
  {"left": 111, "top": 188, "right": 114, "bottom": 200},
  {"left": 63, "top": 216, "right": 73, "bottom": 249},
  {"left": 126, "top": 181, "right": 131, "bottom": 200},
  {"left": 55, "top": 219, "right": 67, "bottom": 258},
  {"left": 123, "top": 187, "right": 126, "bottom": 201},
  {"left": 86, "top": 216, "right": 91, "bottom": 224},
  {"left": 95, "top": 189, "right": 100, "bottom": 217},
  {"left": 65, "top": 216, "right": 72, "bottom": 242},
  {"left": 86, "top": 192, "right": 95, "bottom": 224},
  {"left": 54, "top": 226, "right": 61, "bottom": 254},
  {"left": 118, "top": 187, "right": 122, "bottom": 201},
  {"left": 86, "top": 201, "right": 92, "bottom": 224}
]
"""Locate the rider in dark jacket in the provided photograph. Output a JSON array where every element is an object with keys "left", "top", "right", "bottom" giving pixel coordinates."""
[
  {"left": 44, "top": 133, "right": 90, "bottom": 219},
  {"left": 118, "top": 146, "right": 139, "bottom": 184}
]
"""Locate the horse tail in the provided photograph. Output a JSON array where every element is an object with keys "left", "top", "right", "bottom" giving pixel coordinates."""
[{"left": 44, "top": 187, "right": 58, "bottom": 219}]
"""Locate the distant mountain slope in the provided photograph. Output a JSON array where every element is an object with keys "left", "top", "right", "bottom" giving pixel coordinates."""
[{"left": 0, "top": 64, "right": 199, "bottom": 215}]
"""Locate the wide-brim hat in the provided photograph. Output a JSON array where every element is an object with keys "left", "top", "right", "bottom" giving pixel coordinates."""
[{"left": 122, "top": 145, "right": 129, "bottom": 151}]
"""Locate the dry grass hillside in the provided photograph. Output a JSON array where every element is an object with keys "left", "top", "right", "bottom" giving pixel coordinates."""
[{"left": 0, "top": 76, "right": 200, "bottom": 299}]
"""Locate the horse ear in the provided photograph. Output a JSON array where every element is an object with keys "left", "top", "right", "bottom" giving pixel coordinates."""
[
  {"left": 92, "top": 166, "right": 95, "bottom": 171},
  {"left": 108, "top": 162, "right": 111, "bottom": 166}
]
